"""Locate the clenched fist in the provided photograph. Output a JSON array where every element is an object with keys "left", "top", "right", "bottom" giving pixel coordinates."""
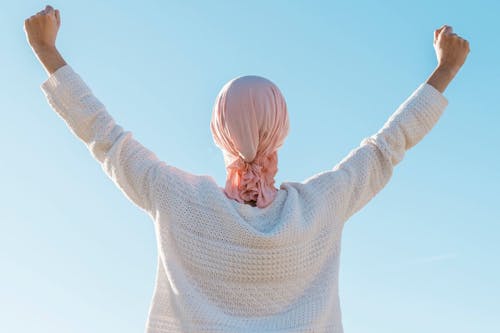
[
  {"left": 24, "top": 5, "right": 66, "bottom": 75},
  {"left": 433, "top": 25, "right": 470, "bottom": 74},
  {"left": 24, "top": 5, "right": 61, "bottom": 51}
]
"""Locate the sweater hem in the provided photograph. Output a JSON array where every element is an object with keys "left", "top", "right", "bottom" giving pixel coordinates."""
[{"left": 146, "top": 318, "right": 343, "bottom": 333}]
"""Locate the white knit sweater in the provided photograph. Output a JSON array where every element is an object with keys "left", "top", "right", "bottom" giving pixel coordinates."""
[{"left": 41, "top": 65, "right": 448, "bottom": 333}]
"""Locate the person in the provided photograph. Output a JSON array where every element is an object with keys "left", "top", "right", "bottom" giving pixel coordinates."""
[{"left": 24, "top": 5, "right": 470, "bottom": 333}]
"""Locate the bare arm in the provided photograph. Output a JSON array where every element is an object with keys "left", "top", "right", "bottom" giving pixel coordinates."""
[
  {"left": 24, "top": 5, "right": 66, "bottom": 75},
  {"left": 425, "top": 25, "right": 470, "bottom": 93}
]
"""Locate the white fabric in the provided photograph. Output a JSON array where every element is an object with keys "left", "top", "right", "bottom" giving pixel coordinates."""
[{"left": 41, "top": 65, "right": 448, "bottom": 333}]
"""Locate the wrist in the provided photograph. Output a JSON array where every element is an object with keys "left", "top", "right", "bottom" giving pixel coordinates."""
[
  {"left": 436, "top": 63, "right": 461, "bottom": 77},
  {"left": 32, "top": 44, "right": 58, "bottom": 56},
  {"left": 425, "top": 66, "right": 456, "bottom": 94},
  {"left": 32, "top": 44, "right": 67, "bottom": 76}
]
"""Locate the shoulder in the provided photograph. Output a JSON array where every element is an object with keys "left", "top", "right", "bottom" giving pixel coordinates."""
[{"left": 152, "top": 163, "right": 227, "bottom": 211}]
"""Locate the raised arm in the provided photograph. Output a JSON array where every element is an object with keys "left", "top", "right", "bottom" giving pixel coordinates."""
[
  {"left": 425, "top": 25, "right": 470, "bottom": 93},
  {"left": 24, "top": 6, "right": 163, "bottom": 214},
  {"left": 304, "top": 25, "right": 470, "bottom": 223},
  {"left": 24, "top": 5, "right": 66, "bottom": 75}
]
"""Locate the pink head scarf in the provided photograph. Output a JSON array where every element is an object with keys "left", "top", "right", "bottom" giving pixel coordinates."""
[{"left": 210, "top": 75, "right": 290, "bottom": 208}]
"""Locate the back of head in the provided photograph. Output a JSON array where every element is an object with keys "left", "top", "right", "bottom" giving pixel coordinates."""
[{"left": 210, "top": 75, "right": 290, "bottom": 208}]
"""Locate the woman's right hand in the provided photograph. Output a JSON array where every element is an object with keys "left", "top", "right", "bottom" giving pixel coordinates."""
[
  {"left": 24, "top": 5, "right": 60, "bottom": 52},
  {"left": 433, "top": 25, "right": 470, "bottom": 75}
]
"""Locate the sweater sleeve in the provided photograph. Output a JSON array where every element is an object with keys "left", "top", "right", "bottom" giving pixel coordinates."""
[
  {"left": 304, "top": 83, "right": 448, "bottom": 224},
  {"left": 40, "top": 65, "right": 163, "bottom": 215}
]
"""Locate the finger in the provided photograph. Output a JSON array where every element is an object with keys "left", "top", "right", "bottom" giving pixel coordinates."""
[
  {"left": 437, "top": 25, "right": 448, "bottom": 34},
  {"left": 434, "top": 25, "right": 446, "bottom": 39},
  {"left": 55, "top": 9, "right": 61, "bottom": 25},
  {"left": 434, "top": 25, "right": 449, "bottom": 43},
  {"left": 443, "top": 25, "right": 454, "bottom": 35},
  {"left": 24, "top": 18, "right": 30, "bottom": 29},
  {"left": 45, "top": 5, "right": 56, "bottom": 19}
]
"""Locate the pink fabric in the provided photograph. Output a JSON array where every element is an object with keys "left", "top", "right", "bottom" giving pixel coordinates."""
[{"left": 210, "top": 75, "right": 290, "bottom": 208}]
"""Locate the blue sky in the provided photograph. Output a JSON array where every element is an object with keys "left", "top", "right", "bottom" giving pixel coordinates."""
[{"left": 1, "top": 1, "right": 499, "bottom": 332}]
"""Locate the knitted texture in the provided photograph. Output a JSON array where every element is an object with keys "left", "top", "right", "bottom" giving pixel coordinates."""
[{"left": 41, "top": 65, "right": 448, "bottom": 333}]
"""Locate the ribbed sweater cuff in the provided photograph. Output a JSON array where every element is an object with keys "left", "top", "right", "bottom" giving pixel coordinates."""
[
  {"left": 412, "top": 82, "right": 449, "bottom": 130},
  {"left": 40, "top": 64, "right": 91, "bottom": 101}
]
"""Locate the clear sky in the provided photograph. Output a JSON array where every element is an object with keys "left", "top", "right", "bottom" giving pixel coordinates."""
[{"left": 1, "top": 1, "right": 499, "bottom": 332}]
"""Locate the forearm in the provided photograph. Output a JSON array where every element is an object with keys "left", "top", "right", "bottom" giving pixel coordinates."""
[
  {"left": 33, "top": 45, "right": 67, "bottom": 76},
  {"left": 41, "top": 66, "right": 162, "bottom": 213},
  {"left": 425, "top": 65, "right": 459, "bottom": 93},
  {"left": 41, "top": 66, "right": 114, "bottom": 159}
]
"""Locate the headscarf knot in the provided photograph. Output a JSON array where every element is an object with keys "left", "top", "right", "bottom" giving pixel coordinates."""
[{"left": 225, "top": 152, "right": 278, "bottom": 207}]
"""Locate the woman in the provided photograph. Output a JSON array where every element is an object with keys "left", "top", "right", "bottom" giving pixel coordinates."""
[{"left": 24, "top": 5, "right": 470, "bottom": 333}]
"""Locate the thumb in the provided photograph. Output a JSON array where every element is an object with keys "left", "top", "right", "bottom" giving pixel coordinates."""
[{"left": 434, "top": 25, "right": 446, "bottom": 43}]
